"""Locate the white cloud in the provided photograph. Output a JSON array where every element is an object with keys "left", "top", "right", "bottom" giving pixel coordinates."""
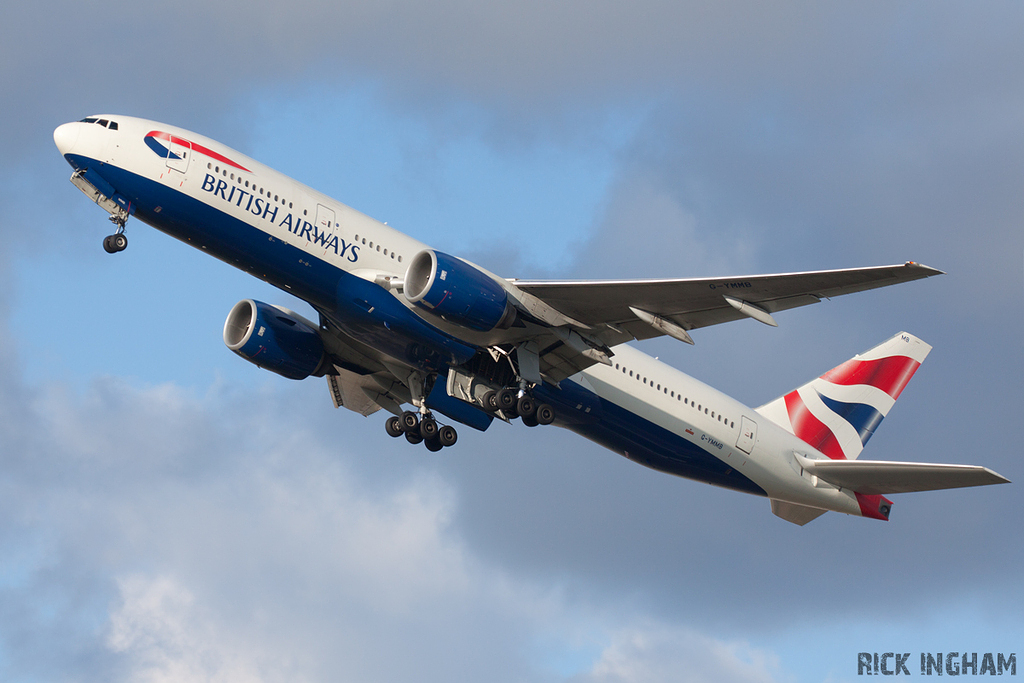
[
  {"left": 107, "top": 575, "right": 268, "bottom": 683},
  {"left": 578, "top": 624, "right": 787, "bottom": 683}
]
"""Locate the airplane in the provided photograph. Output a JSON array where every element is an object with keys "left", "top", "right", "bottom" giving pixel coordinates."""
[{"left": 53, "top": 115, "right": 1009, "bottom": 525}]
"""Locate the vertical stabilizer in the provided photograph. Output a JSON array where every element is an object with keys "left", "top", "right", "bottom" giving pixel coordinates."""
[{"left": 756, "top": 332, "right": 931, "bottom": 461}]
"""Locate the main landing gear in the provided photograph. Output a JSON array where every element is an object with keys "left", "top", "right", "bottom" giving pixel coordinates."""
[
  {"left": 385, "top": 411, "right": 458, "bottom": 451},
  {"left": 482, "top": 387, "right": 555, "bottom": 428},
  {"left": 383, "top": 371, "right": 460, "bottom": 451},
  {"left": 102, "top": 209, "right": 129, "bottom": 253}
]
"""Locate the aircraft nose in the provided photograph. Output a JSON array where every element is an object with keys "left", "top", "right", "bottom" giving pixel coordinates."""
[{"left": 53, "top": 122, "right": 79, "bottom": 156}]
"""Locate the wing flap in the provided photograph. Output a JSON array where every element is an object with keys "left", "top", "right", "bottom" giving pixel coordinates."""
[{"left": 797, "top": 457, "right": 1011, "bottom": 495}]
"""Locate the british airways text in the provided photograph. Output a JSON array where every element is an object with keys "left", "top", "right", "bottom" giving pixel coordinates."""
[{"left": 201, "top": 174, "right": 359, "bottom": 262}]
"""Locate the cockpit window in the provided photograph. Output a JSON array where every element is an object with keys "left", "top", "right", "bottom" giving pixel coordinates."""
[{"left": 78, "top": 117, "right": 117, "bottom": 129}]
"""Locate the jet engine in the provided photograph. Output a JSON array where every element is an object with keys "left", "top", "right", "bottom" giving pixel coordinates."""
[
  {"left": 403, "top": 249, "right": 516, "bottom": 331},
  {"left": 223, "top": 299, "right": 327, "bottom": 380}
]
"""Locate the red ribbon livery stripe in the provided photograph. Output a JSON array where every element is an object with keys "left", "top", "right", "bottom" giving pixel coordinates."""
[{"left": 146, "top": 131, "right": 251, "bottom": 173}]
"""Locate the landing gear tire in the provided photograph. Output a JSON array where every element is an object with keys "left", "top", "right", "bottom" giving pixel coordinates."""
[
  {"left": 103, "top": 233, "right": 127, "bottom": 253},
  {"left": 521, "top": 413, "right": 538, "bottom": 428},
  {"left": 419, "top": 416, "right": 439, "bottom": 440},
  {"left": 405, "top": 431, "right": 424, "bottom": 445},
  {"left": 424, "top": 438, "right": 443, "bottom": 452},
  {"left": 536, "top": 403, "right": 555, "bottom": 425},
  {"left": 483, "top": 391, "right": 499, "bottom": 413},
  {"left": 497, "top": 388, "right": 519, "bottom": 415},
  {"left": 385, "top": 416, "right": 404, "bottom": 437},
  {"left": 401, "top": 411, "right": 420, "bottom": 433},
  {"left": 438, "top": 425, "right": 458, "bottom": 447},
  {"left": 516, "top": 396, "right": 536, "bottom": 419}
]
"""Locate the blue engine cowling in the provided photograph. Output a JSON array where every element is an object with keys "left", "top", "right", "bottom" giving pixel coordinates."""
[
  {"left": 223, "top": 299, "right": 327, "bottom": 380},
  {"left": 403, "top": 249, "right": 515, "bottom": 331}
]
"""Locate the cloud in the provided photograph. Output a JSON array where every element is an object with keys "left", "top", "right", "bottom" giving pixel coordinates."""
[
  {"left": 577, "top": 623, "right": 786, "bottom": 683},
  {"left": 106, "top": 575, "right": 268, "bottom": 683}
]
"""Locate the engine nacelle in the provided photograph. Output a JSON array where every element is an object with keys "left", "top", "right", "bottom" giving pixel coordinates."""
[
  {"left": 223, "top": 299, "right": 327, "bottom": 380},
  {"left": 403, "top": 249, "right": 515, "bottom": 331}
]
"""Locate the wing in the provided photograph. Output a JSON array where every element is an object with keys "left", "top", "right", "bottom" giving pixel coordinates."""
[{"left": 510, "top": 262, "right": 942, "bottom": 345}]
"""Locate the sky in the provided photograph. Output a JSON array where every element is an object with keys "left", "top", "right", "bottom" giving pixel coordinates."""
[{"left": 2, "top": 2, "right": 1023, "bottom": 681}]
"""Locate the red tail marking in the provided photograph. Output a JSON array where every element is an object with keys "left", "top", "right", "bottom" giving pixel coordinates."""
[
  {"left": 820, "top": 355, "right": 921, "bottom": 400},
  {"left": 784, "top": 391, "right": 845, "bottom": 460}
]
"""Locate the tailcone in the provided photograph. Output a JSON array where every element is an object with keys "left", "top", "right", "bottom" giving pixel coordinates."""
[{"left": 856, "top": 492, "right": 893, "bottom": 521}]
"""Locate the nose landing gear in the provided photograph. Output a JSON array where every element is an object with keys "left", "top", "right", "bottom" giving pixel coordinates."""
[{"left": 102, "top": 210, "right": 129, "bottom": 253}]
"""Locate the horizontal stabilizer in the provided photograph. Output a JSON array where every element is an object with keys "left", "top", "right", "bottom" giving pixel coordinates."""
[{"left": 795, "top": 455, "right": 1010, "bottom": 495}]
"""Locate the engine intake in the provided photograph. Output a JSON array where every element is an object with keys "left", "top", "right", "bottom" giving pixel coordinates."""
[
  {"left": 223, "top": 299, "right": 327, "bottom": 380},
  {"left": 403, "top": 249, "right": 515, "bottom": 331}
]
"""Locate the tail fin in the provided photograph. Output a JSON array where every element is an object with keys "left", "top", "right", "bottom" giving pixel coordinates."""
[{"left": 756, "top": 332, "right": 931, "bottom": 461}]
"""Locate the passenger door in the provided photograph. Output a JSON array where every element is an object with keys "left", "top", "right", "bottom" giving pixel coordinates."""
[{"left": 736, "top": 416, "right": 757, "bottom": 454}]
